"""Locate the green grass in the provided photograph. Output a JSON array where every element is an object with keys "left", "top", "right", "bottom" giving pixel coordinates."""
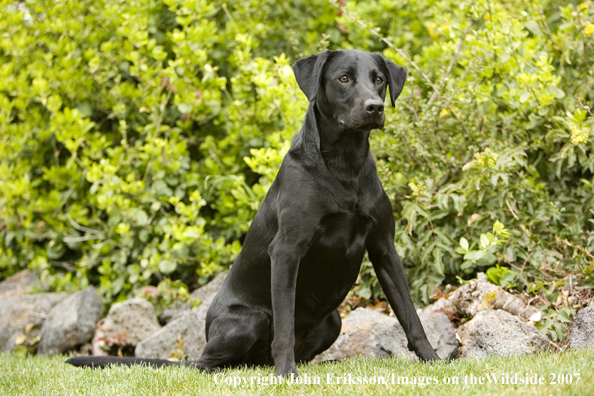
[{"left": 1, "top": 349, "right": 594, "bottom": 395}]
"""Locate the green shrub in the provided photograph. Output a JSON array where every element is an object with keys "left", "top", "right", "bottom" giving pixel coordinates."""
[
  {"left": 0, "top": 0, "right": 336, "bottom": 307},
  {"left": 1, "top": 0, "right": 593, "bottom": 310}
]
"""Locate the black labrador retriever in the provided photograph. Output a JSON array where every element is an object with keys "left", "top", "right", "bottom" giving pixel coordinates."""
[{"left": 67, "top": 49, "right": 440, "bottom": 376}]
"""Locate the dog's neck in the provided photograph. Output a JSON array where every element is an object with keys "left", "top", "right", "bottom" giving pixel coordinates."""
[{"left": 314, "top": 105, "right": 371, "bottom": 181}]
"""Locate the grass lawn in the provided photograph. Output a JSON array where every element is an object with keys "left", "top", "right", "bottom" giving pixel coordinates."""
[{"left": 1, "top": 349, "right": 594, "bottom": 395}]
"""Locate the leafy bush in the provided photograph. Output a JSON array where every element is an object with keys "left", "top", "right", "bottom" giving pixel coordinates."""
[
  {"left": 1, "top": 0, "right": 593, "bottom": 310},
  {"left": 0, "top": 0, "right": 334, "bottom": 306},
  {"left": 338, "top": 0, "right": 594, "bottom": 304}
]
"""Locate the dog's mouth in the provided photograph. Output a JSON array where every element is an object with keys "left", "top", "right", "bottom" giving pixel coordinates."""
[{"left": 339, "top": 119, "right": 385, "bottom": 131}]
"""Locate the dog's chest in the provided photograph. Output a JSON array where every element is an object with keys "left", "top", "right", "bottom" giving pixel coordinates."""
[
  {"left": 294, "top": 207, "right": 372, "bottom": 322},
  {"left": 315, "top": 206, "right": 372, "bottom": 250},
  {"left": 299, "top": 203, "right": 371, "bottom": 278}
]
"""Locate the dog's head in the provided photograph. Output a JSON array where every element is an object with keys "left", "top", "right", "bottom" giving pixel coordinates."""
[{"left": 292, "top": 50, "right": 406, "bottom": 131}]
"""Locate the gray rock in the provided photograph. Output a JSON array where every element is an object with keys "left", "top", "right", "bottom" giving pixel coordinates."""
[
  {"left": 37, "top": 287, "right": 102, "bottom": 355},
  {"left": 135, "top": 312, "right": 191, "bottom": 359},
  {"left": 159, "top": 271, "right": 227, "bottom": 325},
  {"left": 418, "top": 309, "right": 459, "bottom": 359},
  {"left": 312, "top": 307, "right": 458, "bottom": 363},
  {"left": 457, "top": 309, "right": 549, "bottom": 358},
  {"left": 136, "top": 272, "right": 228, "bottom": 359},
  {"left": 181, "top": 305, "right": 210, "bottom": 360},
  {"left": 0, "top": 269, "right": 37, "bottom": 298},
  {"left": 183, "top": 272, "right": 227, "bottom": 359},
  {"left": 450, "top": 278, "right": 539, "bottom": 320},
  {"left": 450, "top": 279, "right": 500, "bottom": 318},
  {"left": 103, "top": 298, "right": 161, "bottom": 346},
  {"left": 0, "top": 292, "right": 67, "bottom": 352},
  {"left": 91, "top": 319, "right": 109, "bottom": 356},
  {"left": 569, "top": 307, "right": 594, "bottom": 349},
  {"left": 191, "top": 272, "right": 227, "bottom": 302},
  {"left": 159, "top": 300, "right": 191, "bottom": 325},
  {"left": 420, "top": 297, "right": 458, "bottom": 318}
]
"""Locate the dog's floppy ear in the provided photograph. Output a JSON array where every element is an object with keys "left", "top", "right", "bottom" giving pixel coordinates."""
[
  {"left": 373, "top": 54, "right": 407, "bottom": 107},
  {"left": 292, "top": 51, "right": 332, "bottom": 102}
]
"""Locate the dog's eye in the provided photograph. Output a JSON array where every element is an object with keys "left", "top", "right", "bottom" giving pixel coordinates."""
[
  {"left": 376, "top": 77, "right": 384, "bottom": 85},
  {"left": 339, "top": 75, "right": 350, "bottom": 83}
]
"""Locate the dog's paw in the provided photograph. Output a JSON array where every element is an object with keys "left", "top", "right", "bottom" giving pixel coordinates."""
[
  {"left": 185, "top": 361, "right": 219, "bottom": 371},
  {"left": 412, "top": 344, "right": 440, "bottom": 362},
  {"left": 444, "top": 347, "right": 459, "bottom": 362},
  {"left": 275, "top": 363, "right": 298, "bottom": 378},
  {"left": 420, "top": 354, "right": 440, "bottom": 362}
]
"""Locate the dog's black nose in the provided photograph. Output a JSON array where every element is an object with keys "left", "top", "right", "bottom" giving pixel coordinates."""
[{"left": 364, "top": 99, "right": 384, "bottom": 115}]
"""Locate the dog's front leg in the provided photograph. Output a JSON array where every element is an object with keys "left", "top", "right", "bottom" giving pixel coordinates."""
[
  {"left": 268, "top": 238, "right": 301, "bottom": 377},
  {"left": 367, "top": 229, "right": 440, "bottom": 361}
]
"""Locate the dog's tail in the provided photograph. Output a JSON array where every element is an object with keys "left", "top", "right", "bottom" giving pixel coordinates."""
[{"left": 66, "top": 356, "right": 203, "bottom": 369}]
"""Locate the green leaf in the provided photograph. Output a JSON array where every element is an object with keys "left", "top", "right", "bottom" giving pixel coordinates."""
[
  {"left": 499, "top": 53, "right": 511, "bottom": 63},
  {"left": 557, "top": 309, "right": 573, "bottom": 323},
  {"left": 480, "top": 234, "right": 491, "bottom": 249},
  {"left": 524, "top": 21, "right": 543, "bottom": 37},
  {"left": 464, "top": 250, "right": 487, "bottom": 261},
  {"left": 76, "top": 102, "right": 93, "bottom": 118},
  {"left": 460, "top": 237, "right": 469, "bottom": 251},
  {"left": 159, "top": 260, "right": 177, "bottom": 274},
  {"left": 553, "top": 322, "right": 566, "bottom": 341}
]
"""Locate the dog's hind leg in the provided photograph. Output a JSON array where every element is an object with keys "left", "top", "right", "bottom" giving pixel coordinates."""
[
  {"left": 196, "top": 308, "right": 271, "bottom": 369},
  {"left": 294, "top": 310, "right": 341, "bottom": 363}
]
